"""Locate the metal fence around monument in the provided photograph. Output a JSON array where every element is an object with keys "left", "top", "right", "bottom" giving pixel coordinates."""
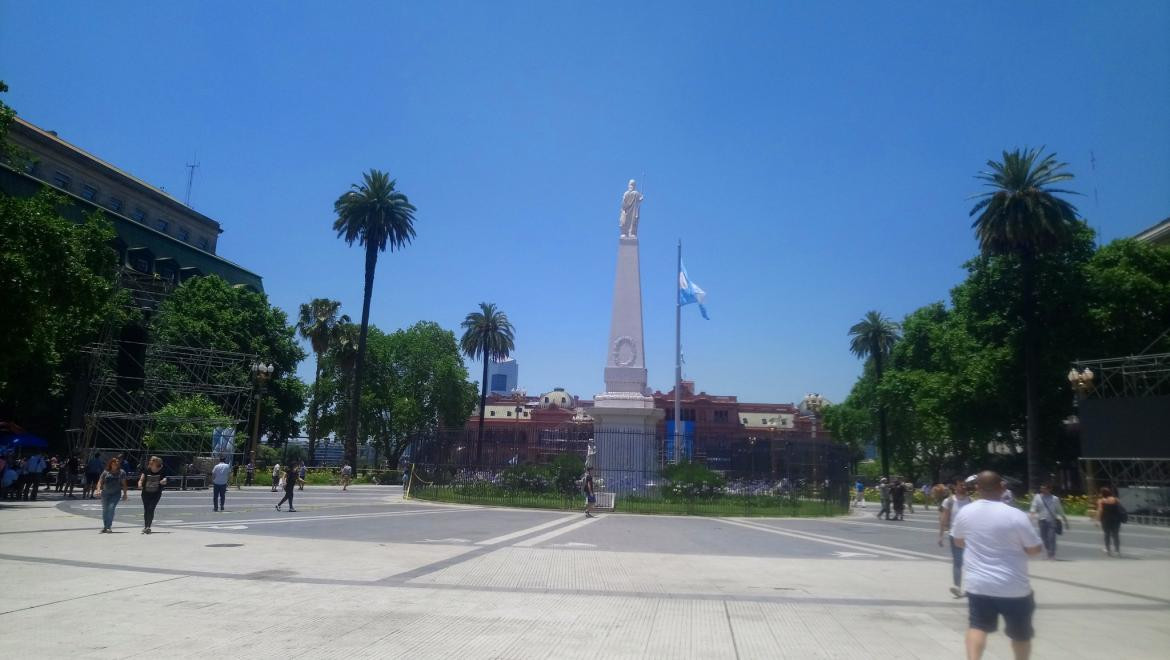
[{"left": 404, "top": 427, "right": 852, "bottom": 517}]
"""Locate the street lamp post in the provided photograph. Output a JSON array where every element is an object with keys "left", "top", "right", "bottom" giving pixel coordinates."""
[
  {"left": 1067, "top": 367, "right": 1095, "bottom": 398},
  {"left": 747, "top": 436, "right": 758, "bottom": 483},
  {"left": 249, "top": 362, "right": 274, "bottom": 469}
]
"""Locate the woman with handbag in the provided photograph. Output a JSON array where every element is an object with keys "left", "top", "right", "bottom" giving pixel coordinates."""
[
  {"left": 1096, "top": 487, "right": 1124, "bottom": 557},
  {"left": 275, "top": 464, "right": 297, "bottom": 512},
  {"left": 1029, "top": 484, "right": 1069, "bottom": 560}
]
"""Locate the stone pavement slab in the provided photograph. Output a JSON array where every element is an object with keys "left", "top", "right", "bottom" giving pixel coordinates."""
[{"left": 2, "top": 489, "right": 1168, "bottom": 658}]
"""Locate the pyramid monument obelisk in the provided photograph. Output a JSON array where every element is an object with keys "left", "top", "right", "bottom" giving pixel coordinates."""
[{"left": 591, "top": 179, "right": 664, "bottom": 493}]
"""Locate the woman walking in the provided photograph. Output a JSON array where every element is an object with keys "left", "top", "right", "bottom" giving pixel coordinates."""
[
  {"left": 98, "top": 457, "right": 128, "bottom": 533},
  {"left": 270, "top": 462, "right": 281, "bottom": 492},
  {"left": 891, "top": 479, "right": 906, "bottom": 520},
  {"left": 275, "top": 464, "right": 297, "bottom": 512},
  {"left": 137, "top": 456, "right": 168, "bottom": 534},
  {"left": 1097, "top": 487, "right": 1124, "bottom": 556}
]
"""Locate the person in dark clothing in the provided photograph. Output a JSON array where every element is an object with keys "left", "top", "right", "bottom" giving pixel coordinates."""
[
  {"left": 1096, "top": 487, "right": 1124, "bottom": 556},
  {"left": 137, "top": 456, "right": 168, "bottom": 534},
  {"left": 63, "top": 455, "right": 79, "bottom": 498},
  {"left": 892, "top": 479, "right": 906, "bottom": 520},
  {"left": 275, "top": 464, "right": 297, "bottom": 512},
  {"left": 83, "top": 453, "right": 103, "bottom": 499}
]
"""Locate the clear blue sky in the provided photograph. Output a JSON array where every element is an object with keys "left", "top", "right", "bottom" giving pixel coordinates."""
[{"left": 3, "top": 1, "right": 1168, "bottom": 405}]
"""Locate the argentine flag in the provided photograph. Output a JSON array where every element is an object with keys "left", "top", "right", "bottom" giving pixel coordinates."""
[{"left": 679, "top": 262, "right": 710, "bottom": 320}]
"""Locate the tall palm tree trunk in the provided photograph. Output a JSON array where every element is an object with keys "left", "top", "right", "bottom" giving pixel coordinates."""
[
  {"left": 308, "top": 357, "right": 323, "bottom": 463},
  {"left": 874, "top": 350, "right": 890, "bottom": 477},
  {"left": 1021, "top": 254, "right": 1042, "bottom": 492},
  {"left": 346, "top": 240, "right": 378, "bottom": 469},
  {"left": 475, "top": 357, "right": 489, "bottom": 464}
]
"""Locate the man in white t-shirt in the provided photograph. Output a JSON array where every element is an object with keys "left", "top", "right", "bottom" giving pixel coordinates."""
[
  {"left": 951, "top": 471, "right": 1044, "bottom": 660},
  {"left": 938, "top": 479, "right": 972, "bottom": 597}
]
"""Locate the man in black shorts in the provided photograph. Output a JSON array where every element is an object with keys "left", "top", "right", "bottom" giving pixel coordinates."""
[{"left": 951, "top": 471, "right": 1044, "bottom": 659}]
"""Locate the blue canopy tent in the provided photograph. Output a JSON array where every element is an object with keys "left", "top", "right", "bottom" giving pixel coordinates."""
[{"left": 1, "top": 433, "right": 50, "bottom": 451}]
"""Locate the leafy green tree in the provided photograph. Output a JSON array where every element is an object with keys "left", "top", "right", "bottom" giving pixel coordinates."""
[
  {"left": 361, "top": 322, "right": 477, "bottom": 466},
  {"left": 144, "top": 394, "right": 229, "bottom": 452},
  {"left": 848, "top": 310, "right": 900, "bottom": 477},
  {"left": 333, "top": 169, "right": 417, "bottom": 469},
  {"left": 969, "top": 148, "right": 1081, "bottom": 489},
  {"left": 0, "top": 189, "right": 119, "bottom": 427},
  {"left": 1085, "top": 238, "right": 1170, "bottom": 357},
  {"left": 151, "top": 276, "right": 306, "bottom": 443},
  {"left": 460, "top": 302, "right": 516, "bottom": 462},
  {"left": 297, "top": 298, "right": 349, "bottom": 462}
]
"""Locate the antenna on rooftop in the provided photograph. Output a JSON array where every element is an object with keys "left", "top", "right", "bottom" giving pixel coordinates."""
[{"left": 184, "top": 153, "right": 200, "bottom": 207}]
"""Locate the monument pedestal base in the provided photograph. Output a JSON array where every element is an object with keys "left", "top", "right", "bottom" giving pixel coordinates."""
[{"left": 590, "top": 396, "right": 664, "bottom": 494}]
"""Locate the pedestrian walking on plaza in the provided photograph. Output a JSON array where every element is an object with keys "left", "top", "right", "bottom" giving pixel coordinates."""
[
  {"left": 939, "top": 479, "right": 972, "bottom": 598},
  {"left": 340, "top": 463, "right": 352, "bottom": 490},
  {"left": 83, "top": 452, "right": 103, "bottom": 499},
  {"left": 97, "top": 457, "right": 128, "bottom": 533},
  {"left": 583, "top": 466, "right": 597, "bottom": 518},
  {"left": 876, "top": 477, "right": 892, "bottom": 520},
  {"left": 1096, "top": 487, "right": 1125, "bottom": 557},
  {"left": 245, "top": 460, "right": 255, "bottom": 486},
  {"left": 905, "top": 482, "right": 915, "bottom": 514},
  {"left": 854, "top": 479, "right": 865, "bottom": 507},
  {"left": 275, "top": 464, "right": 297, "bottom": 511},
  {"left": 1000, "top": 480, "right": 1016, "bottom": 506},
  {"left": 211, "top": 457, "right": 231, "bottom": 512},
  {"left": 1028, "top": 484, "right": 1069, "bottom": 560},
  {"left": 21, "top": 451, "right": 46, "bottom": 501},
  {"left": 63, "top": 454, "right": 79, "bottom": 498},
  {"left": 951, "top": 471, "right": 1044, "bottom": 660},
  {"left": 270, "top": 462, "right": 281, "bottom": 492},
  {"left": 892, "top": 479, "right": 906, "bottom": 520},
  {"left": 137, "top": 456, "right": 167, "bottom": 534},
  {"left": 297, "top": 463, "right": 306, "bottom": 491}
]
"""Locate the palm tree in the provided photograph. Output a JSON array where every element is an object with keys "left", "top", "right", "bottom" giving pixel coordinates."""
[
  {"left": 296, "top": 298, "right": 349, "bottom": 463},
  {"left": 849, "top": 310, "right": 901, "bottom": 477},
  {"left": 333, "top": 170, "right": 417, "bottom": 468},
  {"left": 459, "top": 303, "right": 515, "bottom": 463},
  {"left": 969, "top": 147, "right": 1079, "bottom": 491}
]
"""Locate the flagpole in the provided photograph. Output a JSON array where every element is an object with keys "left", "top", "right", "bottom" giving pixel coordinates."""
[{"left": 674, "top": 239, "right": 682, "bottom": 464}]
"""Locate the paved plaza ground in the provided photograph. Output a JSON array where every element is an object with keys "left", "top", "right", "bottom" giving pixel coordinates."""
[{"left": 2, "top": 486, "right": 1168, "bottom": 658}]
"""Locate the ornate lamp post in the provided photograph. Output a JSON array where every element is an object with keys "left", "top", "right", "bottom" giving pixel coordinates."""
[
  {"left": 1067, "top": 367, "right": 1095, "bottom": 398},
  {"left": 249, "top": 362, "right": 274, "bottom": 466},
  {"left": 747, "top": 436, "right": 758, "bottom": 481}
]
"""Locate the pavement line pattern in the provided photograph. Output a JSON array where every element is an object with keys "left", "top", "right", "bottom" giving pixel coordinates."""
[
  {"left": 475, "top": 513, "right": 579, "bottom": 545},
  {"left": 831, "top": 516, "right": 1170, "bottom": 557},
  {"left": 513, "top": 515, "right": 600, "bottom": 547},
  {"left": 169, "top": 508, "right": 461, "bottom": 528},
  {"left": 0, "top": 575, "right": 187, "bottom": 617},
  {"left": 719, "top": 519, "right": 925, "bottom": 560}
]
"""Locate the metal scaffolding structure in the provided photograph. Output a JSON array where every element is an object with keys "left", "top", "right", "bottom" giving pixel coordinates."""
[
  {"left": 1074, "top": 352, "right": 1170, "bottom": 525},
  {"left": 73, "top": 270, "right": 258, "bottom": 459}
]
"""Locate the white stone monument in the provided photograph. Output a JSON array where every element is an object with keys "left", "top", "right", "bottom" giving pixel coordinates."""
[{"left": 592, "top": 180, "right": 664, "bottom": 493}]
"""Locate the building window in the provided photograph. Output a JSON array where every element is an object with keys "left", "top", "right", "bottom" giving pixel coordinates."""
[
  {"left": 53, "top": 171, "right": 71, "bottom": 190},
  {"left": 177, "top": 227, "right": 190, "bottom": 241},
  {"left": 81, "top": 184, "right": 98, "bottom": 201},
  {"left": 762, "top": 418, "right": 768, "bottom": 425},
  {"left": 155, "top": 219, "right": 169, "bottom": 232},
  {"left": 107, "top": 197, "right": 124, "bottom": 212},
  {"left": 506, "top": 410, "right": 512, "bottom": 417},
  {"left": 490, "top": 410, "right": 496, "bottom": 417},
  {"left": 132, "top": 208, "right": 147, "bottom": 222},
  {"left": 714, "top": 410, "right": 729, "bottom": 423},
  {"left": 742, "top": 418, "right": 748, "bottom": 425}
]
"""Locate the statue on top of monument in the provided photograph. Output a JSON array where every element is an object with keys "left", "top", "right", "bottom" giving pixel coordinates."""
[{"left": 619, "top": 179, "right": 643, "bottom": 238}]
